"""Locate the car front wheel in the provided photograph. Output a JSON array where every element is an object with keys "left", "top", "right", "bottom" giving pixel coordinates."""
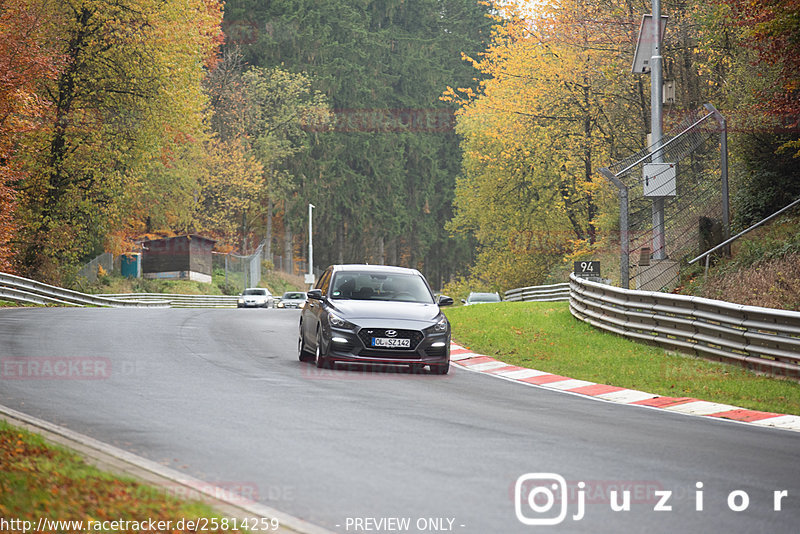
[
  {"left": 298, "top": 330, "right": 315, "bottom": 362},
  {"left": 315, "top": 331, "right": 333, "bottom": 369}
]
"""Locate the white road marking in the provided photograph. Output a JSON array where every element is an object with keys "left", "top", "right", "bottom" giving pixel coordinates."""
[
  {"left": 595, "top": 389, "right": 658, "bottom": 404},
  {"left": 663, "top": 401, "right": 740, "bottom": 416},
  {"left": 545, "top": 379, "right": 596, "bottom": 391},
  {"left": 465, "top": 361, "right": 509, "bottom": 371}
]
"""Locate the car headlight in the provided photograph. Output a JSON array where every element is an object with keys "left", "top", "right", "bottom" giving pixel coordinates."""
[
  {"left": 426, "top": 314, "right": 448, "bottom": 334},
  {"left": 238, "top": 298, "right": 244, "bottom": 303},
  {"left": 277, "top": 302, "right": 284, "bottom": 308},
  {"left": 328, "top": 312, "right": 355, "bottom": 330}
]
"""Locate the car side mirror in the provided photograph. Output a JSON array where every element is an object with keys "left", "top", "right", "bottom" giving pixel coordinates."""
[
  {"left": 438, "top": 295, "right": 454, "bottom": 307},
  {"left": 460, "top": 299, "right": 466, "bottom": 304},
  {"left": 307, "top": 289, "right": 324, "bottom": 300}
]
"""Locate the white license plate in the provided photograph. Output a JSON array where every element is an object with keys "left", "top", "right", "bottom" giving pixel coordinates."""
[{"left": 372, "top": 337, "right": 411, "bottom": 348}]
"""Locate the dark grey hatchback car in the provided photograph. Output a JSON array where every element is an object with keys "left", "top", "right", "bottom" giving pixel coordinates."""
[{"left": 298, "top": 265, "right": 454, "bottom": 374}]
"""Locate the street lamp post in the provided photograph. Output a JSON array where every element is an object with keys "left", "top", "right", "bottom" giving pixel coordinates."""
[{"left": 308, "top": 203, "right": 315, "bottom": 287}]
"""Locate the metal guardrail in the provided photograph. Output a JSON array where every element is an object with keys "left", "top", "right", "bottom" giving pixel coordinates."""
[
  {"left": 100, "top": 293, "right": 239, "bottom": 308},
  {"left": 568, "top": 273, "right": 800, "bottom": 378},
  {"left": 504, "top": 283, "right": 570, "bottom": 302},
  {"left": 0, "top": 273, "right": 168, "bottom": 308},
  {"left": 0, "top": 286, "right": 77, "bottom": 307}
]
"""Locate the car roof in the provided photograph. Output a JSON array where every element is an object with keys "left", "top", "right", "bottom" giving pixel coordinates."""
[
  {"left": 469, "top": 292, "right": 499, "bottom": 296},
  {"left": 329, "top": 264, "right": 423, "bottom": 276}
]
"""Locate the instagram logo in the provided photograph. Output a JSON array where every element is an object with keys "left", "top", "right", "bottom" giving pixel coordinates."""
[
  {"left": 514, "top": 474, "right": 788, "bottom": 525},
  {"left": 515, "top": 473, "right": 575, "bottom": 526}
]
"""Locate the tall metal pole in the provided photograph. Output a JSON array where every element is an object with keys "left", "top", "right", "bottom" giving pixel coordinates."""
[
  {"left": 308, "top": 203, "right": 315, "bottom": 284},
  {"left": 651, "top": 0, "right": 666, "bottom": 260}
]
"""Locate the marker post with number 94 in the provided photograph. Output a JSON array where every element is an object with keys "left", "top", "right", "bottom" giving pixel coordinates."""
[{"left": 574, "top": 261, "right": 600, "bottom": 280}]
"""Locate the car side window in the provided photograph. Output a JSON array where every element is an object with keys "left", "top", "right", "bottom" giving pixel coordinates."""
[{"left": 317, "top": 269, "right": 332, "bottom": 295}]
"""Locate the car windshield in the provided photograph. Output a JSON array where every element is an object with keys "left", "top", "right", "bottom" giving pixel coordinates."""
[
  {"left": 469, "top": 293, "right": 500, "bottom": 302},
  {"left": 283, "top": 293, "right": 305, "bottom": 299},
  {"left": 330, "top": 272, "right": 434, "bottom": 304},
  {"left": 243, "top": 289, "right": 266, "bottom": 296}
]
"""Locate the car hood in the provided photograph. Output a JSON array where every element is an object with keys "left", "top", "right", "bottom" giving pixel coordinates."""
[{"left": 329, "top": 300, "right": 442, "bottom": 326}]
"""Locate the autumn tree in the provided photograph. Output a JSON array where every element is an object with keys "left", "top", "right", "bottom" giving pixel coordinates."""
[
  {"left": 242, "top": 66, "right": 329, "bottom": 257},
  {"left": 13, "top": 0, "right": 222, "bottom": 282},
  {"left": 199, "top": 47, "right": 330, "bottom": 254},
  {"left": 699, "top": 0, "right": 800, "bottom": 224},
  {"left": 0, "top": 0, "right": 62, "bottom": 271},
  {"left": 719, "top": 0, "right": 800, "bottom": 140},
  {"left": 195, "top": 137, "right": 263, "bottom": 244},
  {"left": 445, "top": 0, "right": 641, "bottom": 288}
]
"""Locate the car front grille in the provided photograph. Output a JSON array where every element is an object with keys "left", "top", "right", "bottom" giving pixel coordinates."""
[{"left": 357, "top": 328, "right": 424, "bottom": 351}]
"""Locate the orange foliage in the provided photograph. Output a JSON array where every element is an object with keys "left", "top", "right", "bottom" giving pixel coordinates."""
[{"left": 0, "top": 0, "right": 62, "bottom": 272}]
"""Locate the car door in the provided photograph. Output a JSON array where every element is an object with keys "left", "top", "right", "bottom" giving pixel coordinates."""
[{"left": 302, "top": 267, "right": 331, "bottom": 347}]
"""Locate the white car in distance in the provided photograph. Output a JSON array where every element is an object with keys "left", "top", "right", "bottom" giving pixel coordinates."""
[{"left": 237, "top": 288, "right": 274, "bottom": 308}]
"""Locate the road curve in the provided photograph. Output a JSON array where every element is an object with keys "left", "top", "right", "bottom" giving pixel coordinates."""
[{"left": 0, "top": 307, "right": 798, "bottom": 533}]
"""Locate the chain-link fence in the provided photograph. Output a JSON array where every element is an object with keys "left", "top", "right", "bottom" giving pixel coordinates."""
[
  {"left": 76, "top": 252, "right": 115, "bottom": 283},
  {"left": 213, "top": 243, "right": 265, "bottom": 293},
  {"left": 601, "top": 104, "right": 728, "bottom": 291}
]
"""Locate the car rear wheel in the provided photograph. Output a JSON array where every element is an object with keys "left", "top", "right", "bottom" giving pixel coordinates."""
[
  {"left": 298, "top": 330, "right": 315, "bottom": 362},
  {"left": 315, "top": 331, "right": 333, "bottom": 369},
  {"left": 429, "top": 362, "right": 449, "bottom": 375}
]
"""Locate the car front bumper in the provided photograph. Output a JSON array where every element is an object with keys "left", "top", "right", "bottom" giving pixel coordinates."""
[
  {"left": 238, "top": 300, "right": 269, "bottom": 308},
  {"left": 323, "top": 326, "right": 450, "bottom": 366}
]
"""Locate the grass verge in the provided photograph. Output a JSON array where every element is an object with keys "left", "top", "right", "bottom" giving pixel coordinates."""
[
  {"left": 446, "top": 301, "right": 800, "bottom": 416},
  {"left": 0, "top": 420, "right": 245, "bottom": 532},
  {"left": 0, "top": 300, "right": 38, "bottom": 307}
]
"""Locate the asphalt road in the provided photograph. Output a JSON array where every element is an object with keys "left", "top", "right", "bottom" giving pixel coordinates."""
[{"left": 1, "top": 307, "right": 799, "bottom": 533}]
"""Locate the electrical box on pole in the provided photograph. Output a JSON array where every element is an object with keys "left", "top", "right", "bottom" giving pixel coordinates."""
[
  {"left": 663, "top": 79, "right": 676, "bottom": 104},
  {"left": 643, "top": 163, "right": 676, "bottom": 197}
]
